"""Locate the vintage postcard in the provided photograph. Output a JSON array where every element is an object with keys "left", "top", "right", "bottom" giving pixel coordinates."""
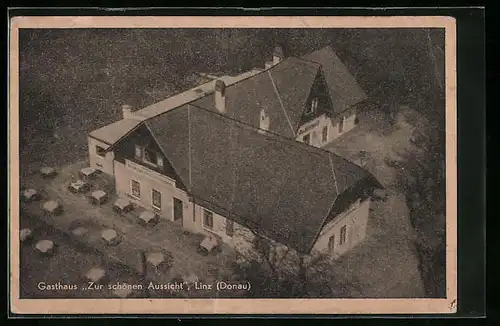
[{"left": 9, "top": 15, "right": 457, "bottom": 315}]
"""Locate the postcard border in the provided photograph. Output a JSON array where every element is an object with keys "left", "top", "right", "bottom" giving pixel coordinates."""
[{"left": 8, "top": 15, "right": 457, "bottom": 315}]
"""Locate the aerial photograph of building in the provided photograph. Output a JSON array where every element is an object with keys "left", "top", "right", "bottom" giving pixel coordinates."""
[{"left": 17, "top": 28, "right": 446, "bottom": 300}]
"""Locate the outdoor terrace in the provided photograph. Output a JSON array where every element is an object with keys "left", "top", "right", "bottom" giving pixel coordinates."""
[{"left": 19, "top": 161, "right": 237, "bottom": 295}]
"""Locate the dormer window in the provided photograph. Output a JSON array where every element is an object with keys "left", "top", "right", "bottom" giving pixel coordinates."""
[
  {"left": 144, "top": 148, "right": 156, "bottom": 165},
  {"left": 157, "top": 156, "right": 164, "bottom": 168},
  {"left": 307, "top": 98, "right": 319, "bottom": 115},
  {"left": 134, "top": 144, "right": 142, "bottom": 159},
  {"left": 96, "top": 146, "right": 106, "bottom": 157},
  {"left": 136, "top": 144, "right": 163, "bottom": 168}
]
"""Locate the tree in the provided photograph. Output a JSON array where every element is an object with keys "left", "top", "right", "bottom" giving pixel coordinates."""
[
  {"left": 389, "top": 28, "right": 446, "bottom": 297},
  {"left": 230, "top": 226, "right": 362, "bottom": 298}
]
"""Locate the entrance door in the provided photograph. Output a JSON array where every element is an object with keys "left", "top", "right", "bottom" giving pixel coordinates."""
[{"left": 173, "top": 197, "right": 183, "bottom": 225}]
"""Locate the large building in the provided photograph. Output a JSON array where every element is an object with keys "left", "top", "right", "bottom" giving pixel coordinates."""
[{"left": 87, "top": 45, "right": 380, "bottom": 259}]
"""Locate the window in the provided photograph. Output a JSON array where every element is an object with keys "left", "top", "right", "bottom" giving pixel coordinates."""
[
  {"left": 173, "top": 197, "right": 183, "bottom": 221},
  {"left": 131, "top": 180, "right": 141, "bottom": 198},
  {"left": 157, "top": 156, "right": 164, "bottom": 168},
  {"left": 339, "top": 116, "right": 345, "bottom": 133},
  {"left": 340, "top": 226, "right": 347, "bottom": 245},
  {"left": 302, "top": 134, "right": 310, "bottom": 145},
  {"left": 322, "top": 126, "right": 328, "bottom": 143},
  {"left": 226, "top": 219, "right": 234, "bottom": 236},
  {"left": 152, "top": 189, "right": 161, "bottom": 210},
  {"left": 134, "top": 144, "right": 142, "bottom": 159},
  {"left": 203, "top": 209, "right": 214, "bottom": 229},
  {"left": 96, "top": 146, "right": 106, "bottom": 157},
  {"left": 308, "top": 98, "right": 318, "bottom": 114},
  {"left": 328, "top": 235, "right": 335, "bottom": 251},
  {"left": 144, "top": 147, "right": 157, "bottom": 165}
]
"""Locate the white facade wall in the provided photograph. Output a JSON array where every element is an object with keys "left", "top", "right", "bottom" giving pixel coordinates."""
[
  {"left": 88, "top": 136, "right": 115, "bottom": 175},
  {"left": 113, "top": 159, "right": 258, "bottom": 251},
  {"left": 114, "top": 160, "right": 192, "bottom": 226},
  {"left": 295, "top": 108, "right": 358, "bottom": 148},
  {"left": 179, "top": 200, "right": 260, "bottom": 257},
  {"left": 312, "top": 198, "right": 371, "bottom": 258}
]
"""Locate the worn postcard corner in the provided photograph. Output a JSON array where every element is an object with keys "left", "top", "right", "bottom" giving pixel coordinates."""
[{"left": 9, "top": 15, "right": 457, "bottom": 315}]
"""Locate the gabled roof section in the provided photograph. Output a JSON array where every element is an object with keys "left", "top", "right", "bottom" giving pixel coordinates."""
[
  {"left": 143, "top": 104, "right": 378, "bottom": 253},
  {"left": 145, "top": 108, "right": 191, "bottom": 189},
  {"left": 89, "top": 118, "right": 143, "bottom": 145},
  {"left": 191, "top": 57, "right": 320, "bottom": 138},
  {"left": 302, "top": 46, "right": 367, "bottom": 113}
]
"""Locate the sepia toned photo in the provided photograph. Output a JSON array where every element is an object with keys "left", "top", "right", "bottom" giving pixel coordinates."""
[{"left": 9, "top": 15, "right": 457, "bottom": 315}]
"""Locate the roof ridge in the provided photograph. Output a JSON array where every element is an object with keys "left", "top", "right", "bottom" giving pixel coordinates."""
[
  {"left": 328, "top": 152, "right": 340, "bottom": 195},
  {"left": 296, "top": 56, "right": 325, "bottom": 66},
  {"left": 267, "top": 70, "right": 296, "bottom": 137}
]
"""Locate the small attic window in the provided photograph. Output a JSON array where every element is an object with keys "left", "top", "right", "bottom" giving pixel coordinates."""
[
  {"left": 307, "top": 98, "right": 319, "bottom": 115},
  {"left": 96, "top": 146, "right": 106, "bottom": 157}
]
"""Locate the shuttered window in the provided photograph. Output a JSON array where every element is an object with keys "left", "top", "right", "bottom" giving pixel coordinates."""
[
  {"left": 322, "top": 126, "right": 328, "bottom": 143},
  {"left": 131, "top": 180, "right": 140, "bottom": 198},
  {"left": 340, "top": 226, "right": 347, "bottom": 245},
  {"left": 152, "top": 189, "right": 161, "bottom": 210},
  {"left": 203, "top": 209, "right": 214, "bottom": 229},
  {"left": 328, "top": 235, "right": 335, "bottom": 251}
]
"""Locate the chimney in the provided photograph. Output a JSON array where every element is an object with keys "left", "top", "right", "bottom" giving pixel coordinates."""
[
  {"left": 258, "top": 108, "right": 270, "bottom": 134},
  {"left": 273, "top": 45, "right": 284, "bottom": 65},
  {"left": 214, "top": 80, "right": 226, "bottom": 114},
  {"left": 122, "top": 104, "right": 133, "bottom": 119}
]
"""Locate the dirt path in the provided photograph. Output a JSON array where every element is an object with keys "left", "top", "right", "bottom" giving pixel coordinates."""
[{"left": 323, "top": 110, "right": 425, "bottom": 297}]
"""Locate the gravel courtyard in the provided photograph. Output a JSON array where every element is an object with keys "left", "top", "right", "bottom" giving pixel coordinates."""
[{"left": 19, "top": 162, "right": 238, "bottom": 298}]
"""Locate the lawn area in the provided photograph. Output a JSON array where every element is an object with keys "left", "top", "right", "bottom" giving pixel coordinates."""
[
  {"left": 19, "top": 162, "right": 239, "bottom": 298},
  {"left": 322, "top": 108, "right": 425, "bottom": 298}
]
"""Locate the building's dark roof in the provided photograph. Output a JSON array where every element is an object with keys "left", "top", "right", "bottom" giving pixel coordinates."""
[
  {"left": 145, "top": 104, "right": 380, "bottom": 253},
  {"left": 302, "top": 46, "right": 367, "bottom": 113},
  {"left": 191, "top": 57, "right": 320, "bottom": 138}
]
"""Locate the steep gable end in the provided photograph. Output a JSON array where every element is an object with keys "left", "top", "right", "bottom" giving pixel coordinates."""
[
  {"left": 191, "top": 57, "right": 320, "bottom": 139},
  {"left": 302, "top": 46, "right": 367, "bottom": 113}
]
